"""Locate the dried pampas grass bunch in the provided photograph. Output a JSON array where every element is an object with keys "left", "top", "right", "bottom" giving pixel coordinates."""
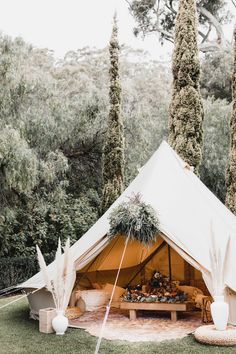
[
  {"left": 36, "top": 238, "right": 76, "bottom": 311},
  {"left": 209, "top": 223, "right": 230, "bottom": 296}
]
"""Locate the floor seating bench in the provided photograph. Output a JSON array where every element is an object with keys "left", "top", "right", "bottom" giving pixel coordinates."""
[{"left": 119, "top": 301, "right": 195, "bottom": 322}]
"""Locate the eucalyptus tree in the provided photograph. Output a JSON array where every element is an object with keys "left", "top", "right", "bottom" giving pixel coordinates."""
[
  {"left": 125, "top": 0, "right": 232, "bottom": 53},
  {"left": 201, "top": 48, "right": 234, "bottom": 102},
  {"left": 0, "top": 36, "right": 97, "bottom": 260},
  {"left": 200, "top": 99, "right": 230, "bottom": 202}
]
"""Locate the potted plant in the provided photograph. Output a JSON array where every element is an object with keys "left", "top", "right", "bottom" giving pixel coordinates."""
[{"left": 37, "top": 238, "right": 76, "bottom": 335}]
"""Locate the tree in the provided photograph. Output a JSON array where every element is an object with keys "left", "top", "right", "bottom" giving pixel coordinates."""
[
  {"left": 0, "top": 36, "right": 100, "bottom": 261},
  {"left": 226, "top": 27, "right": 236, "bottom": 214},
  {"left": 101, "top": 16, "right": 124, "bottom": 213},
  {"left": 0, "top": 31, "right": 231, "bottom": 287},
  {"left": 200, "top": 98, "right": 230, "bottom": 202},
  {"left": 125, "top": 0, "right": 232, "bottom": 53},
  {"left": 120, "top": 49, "right": 170, "bottom": 184},
  {"left": 168, "top": 0, "right": 204, "bottom": 282},
  {"left": 201, "top": 48, "right": 234, "bottom": 102},
  {"left": 169, "top": 0, "right": 204, "bottom": 173}
]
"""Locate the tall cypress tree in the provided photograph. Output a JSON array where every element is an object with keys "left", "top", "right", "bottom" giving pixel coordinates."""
[
  {"left": 169, "top": 0, "right": 204, "bottom": 173},
  {"left": 101, "top": 15, "right": 124, "bottom": 214},
  {"left": 169, "top": 0, "right": 204, "bottom": 283},
  {"left": 226, "top": 27, "right": 236, "bottom": 214}
]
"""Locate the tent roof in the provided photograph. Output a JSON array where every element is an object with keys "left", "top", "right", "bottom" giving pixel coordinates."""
[{"left": 20, "top": 141, "right": 236, "bottom": 290}]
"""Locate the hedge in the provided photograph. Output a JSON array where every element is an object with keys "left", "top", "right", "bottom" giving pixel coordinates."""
[{"left": 0, "top": 255, "right": 52, "bottom": 290}]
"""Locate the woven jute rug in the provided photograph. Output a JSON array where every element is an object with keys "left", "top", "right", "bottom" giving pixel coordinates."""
[{"left": 69, "top": 307, "right": 202, "bottom": 342}]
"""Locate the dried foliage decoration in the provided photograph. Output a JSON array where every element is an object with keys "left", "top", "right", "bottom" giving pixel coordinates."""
[
  {"left": 209, "top": 223, "right": 230, "bottom": 296},
  {"left": 108, "top": 194, "right": 160, "bottom": 245}
]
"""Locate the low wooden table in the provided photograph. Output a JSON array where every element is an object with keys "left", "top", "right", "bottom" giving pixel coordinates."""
[{"left": 120, "top": 301, "right": 195, "bottom": 322}]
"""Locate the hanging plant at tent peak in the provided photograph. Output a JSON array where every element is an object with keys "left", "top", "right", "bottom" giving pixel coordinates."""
[{"left": 108, "top": 193, "right": 160, "bottom": 245}]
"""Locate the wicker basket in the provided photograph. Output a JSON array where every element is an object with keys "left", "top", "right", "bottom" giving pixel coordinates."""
[
  {"left": 80, "top": 290, "right": 109, "bottom": 311},
  {"left": 65, "top": 307, "right": 83, "bottom": 320}
]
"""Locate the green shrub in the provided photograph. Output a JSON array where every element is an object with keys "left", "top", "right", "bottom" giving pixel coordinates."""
[
  {"left": 0, "top": 254, "right": 55, "bottom": 290},
  {"left": 0, "top": 257, "right": 36, "bottom": 290}
]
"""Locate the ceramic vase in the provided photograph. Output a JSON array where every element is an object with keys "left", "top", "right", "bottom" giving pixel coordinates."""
[
  {"left": 211, "top": 295, "right": 229, "bottom": 331},
  {"left": 52, "top": 310, "right": 68, "bottom": 335}
]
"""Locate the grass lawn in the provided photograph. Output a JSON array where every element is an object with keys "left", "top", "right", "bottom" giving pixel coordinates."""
[{"left": 0, "top": 297, "right": 235, "bottom": 354}]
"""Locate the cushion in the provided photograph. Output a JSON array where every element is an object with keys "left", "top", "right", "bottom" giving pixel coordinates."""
[
  {"left": 102, "top": 283, "right": 125, "bottom": 301},
  {"left": 177, "top": 285, "right": 203, "bottom": 301},
  {"left": 195, "top": 294, "right": 206, "bottom": 309},
  {"left": 92, "top": 283, "right": 103, "bottom": 290}
]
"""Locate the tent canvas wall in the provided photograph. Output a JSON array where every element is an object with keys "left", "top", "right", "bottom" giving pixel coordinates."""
[{"left": 20, "top": 141, "right": 236, "bottom": 324}]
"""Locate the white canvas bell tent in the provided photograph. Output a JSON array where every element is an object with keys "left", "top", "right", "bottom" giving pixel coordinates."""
[{"left": 20, "top": 141, "right": 236, "bottom": 324}]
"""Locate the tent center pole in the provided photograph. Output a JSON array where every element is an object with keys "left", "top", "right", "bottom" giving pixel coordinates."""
[{"left": 168, "top": 244, "right": 172, "bottom": 281}]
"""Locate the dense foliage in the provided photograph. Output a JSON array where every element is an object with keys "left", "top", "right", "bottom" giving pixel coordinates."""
[
  {"left": 0, "top": 36, "right": 170, "bottom": 285},
  {"left": 0, "top": 31, "right": 232, "bottom": 286},
  {"left": 101, "top": 17, "right": 124, "bottom": 214},
  {"left": 201, "top": 49, "right": 234, "bottom": 102},
  {"left": 0, "top": 256, "right": 40, "bottom": 290},
  {"left": 0, "top": 37, "right": 103, "bottom": 263},
  {"left": 169, "top": 0, "right": 204, "bottom": 173},
  {"left": 226, "top": 28, "right": 236, "bottom": 214},
  {"left": 200, "top": 98, "right": 230, "bottom": 202}
]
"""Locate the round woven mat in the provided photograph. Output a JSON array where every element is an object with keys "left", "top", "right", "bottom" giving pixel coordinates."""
[{"left": 195, "top": 325, "right": 236, "bottom": 346}]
